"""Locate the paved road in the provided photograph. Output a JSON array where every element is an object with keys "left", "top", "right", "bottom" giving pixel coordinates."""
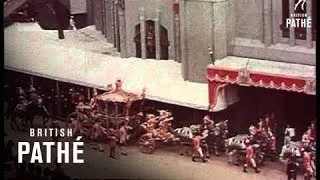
[{"left": 4, "top": 117, "right": 312, "bottom": 180}]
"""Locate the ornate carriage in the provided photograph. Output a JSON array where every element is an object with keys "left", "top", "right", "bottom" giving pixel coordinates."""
[
  {"left": 138, "top": 110, "right": 180, "bottom": 154},
  {"left": 94, "top": 80, "right": 145, "bottom": 131}
]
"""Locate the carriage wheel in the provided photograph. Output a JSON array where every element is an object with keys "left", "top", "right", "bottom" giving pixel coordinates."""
[
  {"left": 146, "top": 141, "right": 156, "bottom": 154},
  {"left": 139, "top": 140, "right": 156, "bottom": 154},
  {"left": 139, "top": 134, "right": 151, "bottom": 145},
  {"left": 256, "top": 152, "right": 265, "bottom": 166}
]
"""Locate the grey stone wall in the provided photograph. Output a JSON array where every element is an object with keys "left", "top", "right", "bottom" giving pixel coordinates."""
[
  {"left": 233, "top": 0, "right": 264, "bottom": 41},
  {"left": 86, "top": 0, "right": 94, "bottom": 25},
  {"left": 228, "top": 0, "right": 316, "bottom": 66},
  {"left": 180, "top": 0, "right": 228, "bottom": 83},
  {"left": 93, "top": 0, "right": 103, "bottom": 31},
  {"left": 88, "top": 0, "right": 316, "bottom": 83},
  {"left": 105, "top": 0, "right": 114, "bottom": 44}
]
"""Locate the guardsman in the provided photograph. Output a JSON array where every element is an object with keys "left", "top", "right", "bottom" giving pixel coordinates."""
[
  {"left": 243, "top": 139, "right": 260, "bottom": 173},
  {"left": 287, "top": 155, "right": 299, "bottom": 180},
  {"left": 249, "top": 125, "right": 258, "bottom": 141},
  {"left": 203, "top": 115, "right": 214, "bottom": 130},
  {"left": 89, "top": 88, "right": 98, "bottom": 109},
  {"left": 301, "top": 148, "right": 313, "bottom": 180},
  {"left": 119, "top": 121, "right": 133, "bottom": 155},
  {"left": 269, "top": 136, "right": 277, "bottom": 161},
  {"left": 69, "top": 118, "right": 82, "bottom": 138},
  {"left": 257, "top": 118, "right": 264, "bottom": 132},
  {"left": 200, "top": 126, "right": 210, "bottom": 158},
  {"left": 29, "top": 86, "right": 38, "bottom": 102},
  {"left": 284, "top": 125, "right": 293, "bottom": 145},
  {"left": 301, "top": 131, "right": 311, "bottom": 148},
  {"left": 107, "top": 130, "right": 118, "bottom": 159},
  {"left": 92, "top": 120, "right": 108, "bottom": 152},
  {"left": 17, "top": 87, "right": 25, "bottom": 97},
  {"left": 192, "top": 131, "right": 207, "bottom": 163},
  {"left": 310, "top": 121, "right": 316, "bottom": 140},
  {"left": 115, "top": 79, "right": 122, "bottom": 91}
]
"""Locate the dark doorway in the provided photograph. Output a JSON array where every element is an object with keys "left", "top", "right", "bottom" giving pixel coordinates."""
[
  {"left": 134, "top": 21, "right": 169, "bottom": 59},
  {"left": 232, "top": 86, "right": 316, "bottom": 146}
]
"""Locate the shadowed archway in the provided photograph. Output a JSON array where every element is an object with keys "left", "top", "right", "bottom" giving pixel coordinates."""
[{"left": 134, "top": 20, "right": 169, "bottom": 60}]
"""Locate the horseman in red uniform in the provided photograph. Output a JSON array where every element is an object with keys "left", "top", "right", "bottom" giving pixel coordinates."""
[
  {"left": 243, "top": 139, "right": 260, "bottom": 173},
  {"left": 203, "top": 115, "right": 214, "bottom": 129},
  {"left": 302, "top": 131, "right": 312, "bottom": 149}
]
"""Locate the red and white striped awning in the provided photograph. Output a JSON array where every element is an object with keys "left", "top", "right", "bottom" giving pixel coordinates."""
[{"left": 207, "top": 56, "right": 316, "bottom": 110}]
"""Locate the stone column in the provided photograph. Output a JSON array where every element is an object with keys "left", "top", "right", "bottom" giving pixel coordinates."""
[
  {"left": 96, "top": 0, "right": 103, "bottom": 31},
  {"left": 306, "top": 0, "right": 313, "bottom": 48},
  {"left": 263, "top": 0, "right": 273, "bottom": 46},
  {"left": 289, "top": 0, "right": 295, "bottom": 46},
  {"left": 173, "top": 1, "right": 181, "bottom": 63},
  {"left": 104, "top": 0, "right": 108, "bottom": 39},
  {"left": 101, "top": 0, "right": 105, "bottom": 34},
  {"left": 212, "top": 1, "right": 227, "bottom": 60},
  {"left": 86, "top": 0, "right": 94, "bottom": 25},
  {"left": 114, "top": 0, "right": 120, "bottom": 51},
  {"left": 111, "top": 0, "right": 115, "bottom": 46},
  {"left": 119, "top": 5, "right": 127, "bottom": 57},
  {"left": 140, "top": 8, "right": 146, "bottom": 59},
  {"left": 180, "top": 0, "right": 188, "bottom": 80},
  {"left": 155, "top": 9, "right": 161, "bottom": 60}
]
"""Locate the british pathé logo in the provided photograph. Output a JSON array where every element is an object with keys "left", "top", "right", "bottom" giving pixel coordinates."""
[{"left": 286, "top": 0, "right": 311, "bottom": 28}]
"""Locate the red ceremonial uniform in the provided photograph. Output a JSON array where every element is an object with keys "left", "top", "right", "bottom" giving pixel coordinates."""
[
  {"left": 310, "top": 128, "right": 316, "bottom": 140},
  {"left": 108, "top": 136, "right": 117, "bottom": 148},
  {"left": 303, "top": 152, "right": 313, "bottom": 175},
  {"left": 193, "top": 136, "right": 201, "bottom": 150},
  {"left": 246, "top": 145, "right": 254, "bottom": 165}
]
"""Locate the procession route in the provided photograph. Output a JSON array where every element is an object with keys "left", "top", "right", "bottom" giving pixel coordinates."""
[{"left": 4, "top": 117, "right": 311, "bottom": 180}]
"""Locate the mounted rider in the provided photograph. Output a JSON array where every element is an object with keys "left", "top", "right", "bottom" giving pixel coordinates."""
[
  {"left": 28, "top": 85, "right": 38, "bottom": 102},
  {"left": 248, "top": 125, "right": 258, "bottom": 142},
  {"left": 203, "top": 115, "right": 214, "bottom": 130},
  {"left": 17, "top": 87, "right": 26, "bottom": 98},
  {"left": 301, "top": 130, "right": 312, "bottom": 149}
]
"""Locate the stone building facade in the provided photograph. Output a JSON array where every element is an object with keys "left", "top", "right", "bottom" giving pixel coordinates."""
[
  {"left": 87, "top": 0, "right": 316, "bottom": 83},
  {"left": 87, "top": 0, "right": 316, "bottom": 135}
]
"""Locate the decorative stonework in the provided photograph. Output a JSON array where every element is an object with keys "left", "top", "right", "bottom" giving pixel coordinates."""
[
  {"left": 305, "top": 77, "right": 316, "bottom": 95},
  {"left": 119, "top": 0, "right": 125, "bottom": 10},
  {"left": 237, "top": 68, "right": 250, "bottom": 85}
]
